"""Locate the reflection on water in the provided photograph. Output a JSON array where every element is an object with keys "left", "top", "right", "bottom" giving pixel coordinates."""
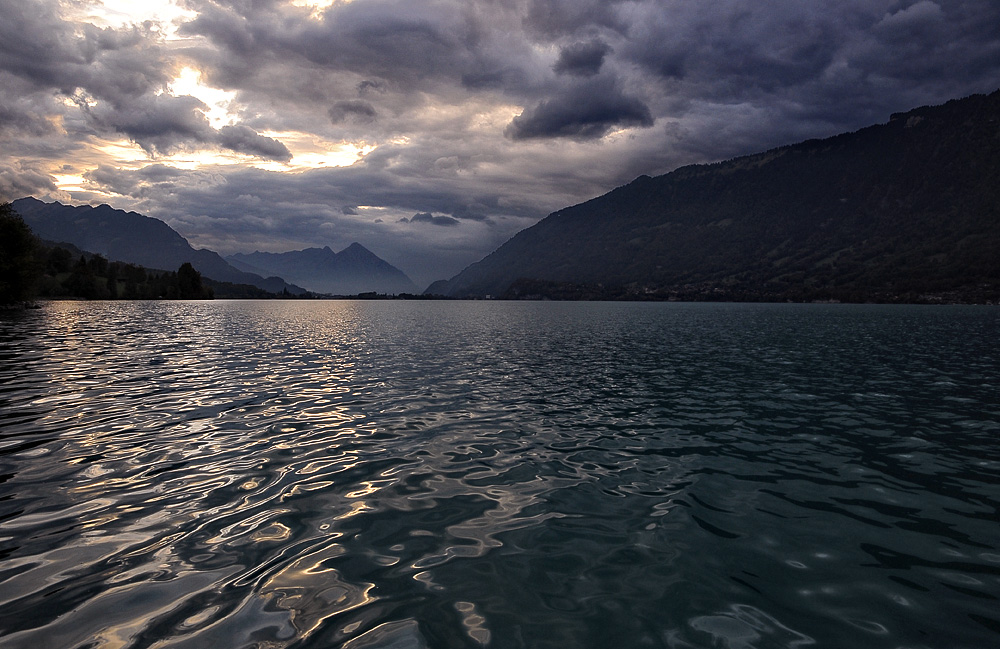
[{"left": 1, "top": 300, "right": 998, "bottom": 649}]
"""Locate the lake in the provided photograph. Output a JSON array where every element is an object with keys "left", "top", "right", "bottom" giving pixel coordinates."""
[{"left": 1, "top": 300, "right": 998, "bottom": 649}]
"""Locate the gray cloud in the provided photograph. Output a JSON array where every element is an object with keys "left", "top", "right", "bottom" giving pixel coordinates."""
[
  {"left": 506, "top": 77, "right": 654, "bottom": 140},
  {"left": 85, "top": 94, "right": 215, "bottom": 155},
  {"left": 0, "top": 92, "right": 58, "bottom": 137},
  {"left": 0, "top": 1, "right": 169, "bottom": 103},
  {"left": 553, "top": 40, "right": 612, "bottom": 77},
  {"left": 407, "top": 212, "right": 461, "bottom": 227},
  {"left": 217, "top": 125, "right": 292, "bottom": 161},
  {"left": 0, "top": 160, "right": 59, "bottom": 203},
  {"left": 328, "top": 100, "right": 377, "bottom": 124},
  {"left": 524, "top": 0, "right": 628, "bottom": 38},
  {"left": 178, "top": 0, "right": 475, "bottom": 86}
]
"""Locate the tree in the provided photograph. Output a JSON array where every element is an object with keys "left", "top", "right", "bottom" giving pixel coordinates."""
[
  {"left": 177, "top": 262, "right": 205, "bottom": 299},
  {"left": 0, "top": 203, "right": 39, "bottom": 305},
  {"left": 106, "top": 262, "right": 120, "bottom": 299},
  {"left": 89, "top": 254, "right": 108, "bottom": 276},
  {"left": 65, "top": 255, "right": 99, "bottom": 299},
  {"left": 46, "top": 246, "right": 73, "bottom": 274}
]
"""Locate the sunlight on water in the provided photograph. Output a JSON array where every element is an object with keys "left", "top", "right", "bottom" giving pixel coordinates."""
[{"left": 0, "top": 301, "right": 998, "bottom": 648}]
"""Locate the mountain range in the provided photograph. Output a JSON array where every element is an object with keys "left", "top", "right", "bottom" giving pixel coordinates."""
[
  {"left": 12, "top": 197, "right": 417, "bottom": 296},
  {"left": 227, "top": 246, "right": 418, "bottom": 296},
  {"left": 12, "top": 197, "right": 305, "bottom": 294},
  {"left": 427, "top": 90, "right": 1000, "bottom": 302}
]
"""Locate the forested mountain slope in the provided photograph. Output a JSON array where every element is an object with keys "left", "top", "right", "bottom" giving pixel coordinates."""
[
  {"left": 429, "top": 90, "right": 1000, "bottom": 302},
  {"left": 12, "top": 198, "right": 304, "bottom": 294}
]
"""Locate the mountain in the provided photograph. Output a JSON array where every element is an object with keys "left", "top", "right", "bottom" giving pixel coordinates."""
[
  {"left": 227, "top": 244, "right": 418, "bottom": 295},
  {"left": 11, "top": 197, "right": 306, "bottom": 294},
  {"left": 428, "top": 90, "right": 1000, "bottom": 302}
]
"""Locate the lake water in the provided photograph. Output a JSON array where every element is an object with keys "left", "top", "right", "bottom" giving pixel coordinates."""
[{"left": 1, "top": 300, "right": 998, "bottom": 649}]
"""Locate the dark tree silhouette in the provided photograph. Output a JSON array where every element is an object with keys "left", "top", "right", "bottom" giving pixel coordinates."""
[
  {"left": 65, "top": 255, "right": 99, "bottom": 299},
  {"left": 0, "top": 203, "right": 38, "bottom": 305},
  {"left": 47, "top": 246, "right": 73, "bottom": 274},
  {"left": 106, "top": 262, "right": 120, "bottom": 299},
  {"left": 177, "top": 262, "right": 205, "bottom": 299}
]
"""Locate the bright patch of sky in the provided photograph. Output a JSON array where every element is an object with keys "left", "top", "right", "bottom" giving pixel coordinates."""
[
  {"left": 290, "top": 0, "right": 341, "bottom": 10},
  {"left": 168, "top": 67, "right": 237, "bottom": 128},
  {"left": 79, "top": 0, "right": 193, "bottom": 35}
]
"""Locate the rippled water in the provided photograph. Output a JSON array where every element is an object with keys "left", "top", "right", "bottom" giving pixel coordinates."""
[{"left": 1, "top": 300, "right": 998, "bottom": 649}]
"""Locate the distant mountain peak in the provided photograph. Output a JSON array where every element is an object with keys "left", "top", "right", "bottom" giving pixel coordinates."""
[
  {"left": 227, "top": 244, "right": 417, "bottom": 295},
  {"left": 11, "top": 198, "right": 305, "bottom": 295}
]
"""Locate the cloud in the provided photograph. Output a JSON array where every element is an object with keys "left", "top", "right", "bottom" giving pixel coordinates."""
[
  {"left": 0, "top": 92, "right": 58, "bottom": 137},
  {"left": 85, "top": 94, "right": 215, "bottom": 156},
  {"left": 217, "top": 125, "right": 292, "bottom": 161},
  {"left": 553, "top": 40, "right": 612, "bottom": 77},
  {"left": 524, "top": 0, "right": 627, "bottom": 38},
  {"left": 405, "top": 212, "right": 461, "bottom": 227},
  {"left": 878, "top": 1, "right": 945, "bottom": 32},
  {"left": 505, "top": 77, "right": 654, "bottom": 140},
  {"left": 0, "top": 160, "right": 60, "bottom": 203},
  {"left": 0, "top": 1, "right": 169, "bottom": 103},
  {"left": 178, "top": 0, "right": 475, "bottom": 87},
  {"left": 328, "top": 100, "right": 377, "bottom": 124}
]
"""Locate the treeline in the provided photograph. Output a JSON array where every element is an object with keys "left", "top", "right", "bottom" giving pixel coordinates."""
[
  {"left": 500, "top": 277, "right": 998, "bottom": 304},
  {"left": 2, "top": 202, "right": 320, "bottom": 305},
  {"left": 37, "top": 248, "right": 214, "bottom": 300},
  {"left": 2, "top": 202, "right": 212, "bottom": 304}
]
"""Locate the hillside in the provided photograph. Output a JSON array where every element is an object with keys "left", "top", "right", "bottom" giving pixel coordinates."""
[
  {"left": 228, "top": 244, "right": 418, "bottom": 295},
  {"left": 11, "top": 198, "right": 305, "bottom": 294},
  {"left": 428, "top": 90, "right": 1000, "bottom": 302}
]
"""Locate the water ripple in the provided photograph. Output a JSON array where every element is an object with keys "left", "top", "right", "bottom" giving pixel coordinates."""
[{"left": 1, "top": 301, "right": 998, "bottom": 648}]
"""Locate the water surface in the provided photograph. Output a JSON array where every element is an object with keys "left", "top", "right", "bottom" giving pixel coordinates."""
[{"left": 1, "top": 300, "right": 998, "bottom": 648}]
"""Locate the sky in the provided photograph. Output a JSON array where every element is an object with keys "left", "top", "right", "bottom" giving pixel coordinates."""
[{"left": 1, "top": 0, "right": 999, "bottom": 288}]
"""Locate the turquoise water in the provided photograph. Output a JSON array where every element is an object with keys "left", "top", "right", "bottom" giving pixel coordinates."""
[{"left": 1, "top": 300, "right": 998, "bottom": 649}]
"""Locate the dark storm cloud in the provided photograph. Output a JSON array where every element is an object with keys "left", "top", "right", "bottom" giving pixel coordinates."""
[
  {"left": 0, "top": 0, "right": 169, "bottom": 103},
  {"left": 553, "top": 40, "right": 612, "bottom": 77},
  {"left": 217, "top": 125, "right": 292, "bottom": 161},
  {"left": 524, "top": 0, "right": 627, "bottom": 38},
  {"left": 505, "top": 77, "right": 654, "bottom": 140},
  {"left": 407, "top": 212, "right": 461, "bottom": 227},
  {"left": 178, "top": 0, "right": 475, "bottom": 86},
  {"left": 85, "top": 94, "right": 215, "bottom": 155},
  {"left": 328, "top": 100, "right": 377, "bottom": 124}
]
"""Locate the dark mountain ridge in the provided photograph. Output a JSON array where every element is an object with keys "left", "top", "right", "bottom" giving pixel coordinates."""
[
  {"left": 12, "top": 197, "right": 305, "bottom": 294},
  {"left": 428, "top": 90, "right": 1000, "bottom": 302},
  {"left": 228, "top": 245, "right": 418, "bottom": 296}
]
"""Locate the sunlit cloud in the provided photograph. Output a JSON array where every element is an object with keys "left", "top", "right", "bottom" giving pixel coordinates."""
[
  {"left": 168, "top": 67, "right": 238, "bottom": 128},
  {"left": 62, "top": 0, "right": 195, "bottom": 37},
  {"left": 263, "top": 132, "right": 375, "bottom": 169},
  {"left": 290, "top": 0, "right": 340, "bottom": 8},
  {"left": 52, "top": 172, "right": 87, "bottom": 193}
]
